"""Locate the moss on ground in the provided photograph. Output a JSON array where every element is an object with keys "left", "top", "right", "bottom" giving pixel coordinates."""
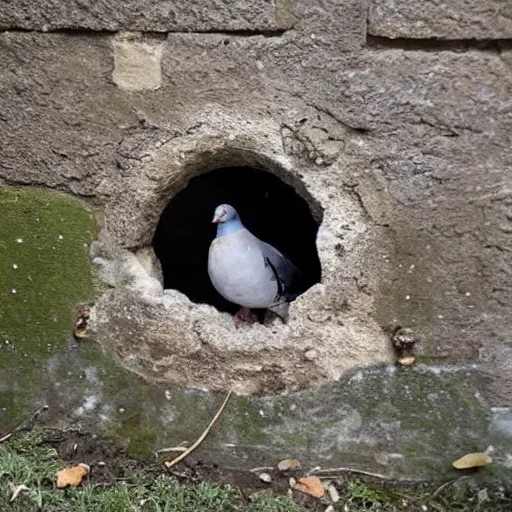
[{"left": 0, "top": 429, "right": 511, "bottom": 511}]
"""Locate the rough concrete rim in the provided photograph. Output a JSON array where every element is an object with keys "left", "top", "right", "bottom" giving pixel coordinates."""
[{"left": 91, "top": 109, "right": 395, "bottom": 396}]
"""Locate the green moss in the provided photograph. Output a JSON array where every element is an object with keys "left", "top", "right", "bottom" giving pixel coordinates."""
[
  {"left": 225, "top": 396, "right": 269, "bottom": 445},
  {"left": 0, "top": 186, "right": 98, "bottom": 429}
]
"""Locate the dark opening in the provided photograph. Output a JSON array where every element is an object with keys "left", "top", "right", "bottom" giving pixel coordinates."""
[{"left": 152, "top": 167, "right": 321, "bottom": 315}]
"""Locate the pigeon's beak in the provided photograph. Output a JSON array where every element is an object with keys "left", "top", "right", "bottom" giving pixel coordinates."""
[{"left": 212, "top": 213, "right": 221, "bottom": 224}]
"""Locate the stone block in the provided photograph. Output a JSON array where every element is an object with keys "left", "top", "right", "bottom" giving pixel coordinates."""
[
  {"left": 369, "top": 0, "right": 512, "bottom": 39},
  {"left": 0, "top": 0, "right": 295, "bottom": 32},
  {"left": 112, "top": 33, "right": 163, "bottom": 91}
]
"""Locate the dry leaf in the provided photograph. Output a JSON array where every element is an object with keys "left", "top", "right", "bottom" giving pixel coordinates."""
[
  {"left": 74, "top": 326, "right": 87, "bottom": 339},
  {"left": 10, "top": 484, "right": 30, "bottom": 502},
  {"left": 292, "top": 476, "right": 325, "bottom": 498},
  {"left": 398, "top": 356, "right": 415, "bottom": 366},
  {"left": 73, "top": 306, "right": 90, "bottom": 340},
  {"left": 56, "top": 463, "right": 90, "bottom": 488},
  {"left": 452, "top": 452, "right": 492, "bottom": 469},
  {"left": 277, "top": 458, "right": 302, "bottom": 471},
  {"left": 258, "top": 472, "right": 272, "bottom": 483}
]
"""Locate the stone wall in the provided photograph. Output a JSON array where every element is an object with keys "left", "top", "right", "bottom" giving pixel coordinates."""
[{"left": 1, "top": 0, "right": 512, "bottom": 474}]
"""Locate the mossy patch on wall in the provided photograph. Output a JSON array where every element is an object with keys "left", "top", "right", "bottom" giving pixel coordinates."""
[{"left": 0, "top": 186, "right": 98, "bottom": 426}]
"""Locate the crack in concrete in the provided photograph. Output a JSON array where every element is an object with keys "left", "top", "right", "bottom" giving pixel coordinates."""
[
  {"left": 366, "top": 35, "right": 512, "bottom": 53},
  {"left": 0, "top": 27, "right": 288, "bottom": 37}
]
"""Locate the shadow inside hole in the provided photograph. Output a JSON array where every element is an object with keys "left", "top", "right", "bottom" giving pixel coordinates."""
[{"left": 152, "top": 167, "right": 322, "bottom": 316}]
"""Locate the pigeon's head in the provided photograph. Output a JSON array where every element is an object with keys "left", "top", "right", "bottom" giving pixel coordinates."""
[{"left": 212, "top": 204, "right": 239, "bottom": 224}]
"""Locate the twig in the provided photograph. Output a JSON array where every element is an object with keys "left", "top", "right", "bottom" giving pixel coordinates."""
[
  {"left": 14, "top": 405, "right": 49, "bottom": 433},
  {"left": 0, "top": 405, "right": 49, "bottom": 444},
  {"left": 310, "top": 467, "right": 392, "bottom": 480},
  {"left": 169, "top": 470, "right": 200, "bottom": 482},
  {"left": 163, "top": 390, "right": 233, "bottom": 470},
  {"left": 249, "top": 466, "right": 275, "bottom": 474},
  {"left": 156, "top": 446, "right": 189, "bottom": 455},
  {"left": 431, "top": 476, "right": 469, "bottom": 498}
]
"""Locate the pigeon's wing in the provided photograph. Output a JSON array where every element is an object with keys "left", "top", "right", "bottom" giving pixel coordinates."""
[{"left": 258, "top": 239, "right": 302, "bottom": 301}]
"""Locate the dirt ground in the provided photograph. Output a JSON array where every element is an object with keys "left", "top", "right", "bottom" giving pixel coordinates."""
[{"left": 25, "top": 428, "right": 511, "bottom": 511}]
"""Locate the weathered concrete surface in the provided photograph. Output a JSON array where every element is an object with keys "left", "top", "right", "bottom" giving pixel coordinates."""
[
  {"left": 89, "top": 116, "right": 394, "bottom": 395},
  {"left": 1, "top": 30, "right": 511, "bottom": 402},
  {"left": 0, "top": 0, "right": 296, "bottom": 32},
  {"left": 1, "top": 187, "right": 508, "bottom": 481},
  {"left": 0, "top": 0, "right": 511, "bottom": 480},
  {"left": 369, "top": 0, "right": 512, "bottom": 40}
]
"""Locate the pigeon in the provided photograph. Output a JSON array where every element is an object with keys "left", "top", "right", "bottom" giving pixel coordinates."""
[{"left": 208, "top": 204, "right": 301, "bottom": 328}]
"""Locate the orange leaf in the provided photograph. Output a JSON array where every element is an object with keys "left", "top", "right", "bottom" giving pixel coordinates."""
[
  {"left": 452, "top": 452, "right": 492, "bottom": 469},
  {"left": 292, "top": 476, "right": 325, "bottom": 498},
  {"left": 56, "top": 464, "right": 89, "bottom": 488}
]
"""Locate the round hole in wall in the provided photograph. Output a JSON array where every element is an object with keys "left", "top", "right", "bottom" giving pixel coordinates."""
[{"left": 152, "top": 166, "right": 322, "bottom": 316}]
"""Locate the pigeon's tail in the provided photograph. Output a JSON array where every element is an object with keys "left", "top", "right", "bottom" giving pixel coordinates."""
[
  {"left": 283, "top": 263, "right": 308, "bottom": 301},
  {"left": 283, "top": 289, "right": 302, "bottom": 302}
]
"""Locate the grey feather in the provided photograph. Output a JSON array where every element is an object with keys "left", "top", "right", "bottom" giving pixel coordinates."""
[
  {"left": 259, "top": 240, "right": 301, "bottom": 301},
  {"left": 208, "top": 228, "right": 300, "bottom": 309}
]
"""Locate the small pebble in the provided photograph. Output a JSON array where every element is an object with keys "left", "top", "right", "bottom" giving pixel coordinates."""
[
  {"left": 16, "top": 238, "right": 23, "bottom": 243},
  {"left": 13, "top": 264, "right": 18, "bottom": 269},
  {"left": 304, "top": 349, "right": 318, "bottom": 361},
  {"left": 327, "top": 484, "right": 340, "bottom": 503},
  {"left": 11, "top": 289, "right": 16, "bottom": 294},
  {"left": 478, "top": 489, "right": 489, "bottom": 503},
  {"left": 258, "top": 472, "right": 272, "bottom": 483}
]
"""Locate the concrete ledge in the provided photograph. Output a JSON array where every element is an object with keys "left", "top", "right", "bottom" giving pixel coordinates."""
[
  {"left": 0, "top": 0, "right": 295, "bottom": 32},
  {"left": 369, "top": 0, "right": 512, "bottom": 40}
]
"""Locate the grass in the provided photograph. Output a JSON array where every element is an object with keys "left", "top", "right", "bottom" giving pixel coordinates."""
[
  {"left": 0, "top": 430, "right": 303, "bottom": 512},
  {"left": 1, "top": 429, "right": 511, "bottom": 511}
]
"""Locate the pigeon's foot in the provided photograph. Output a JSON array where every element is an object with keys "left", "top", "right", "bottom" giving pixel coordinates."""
[{"left": 234, "top": 307, "right": 258, "bottom": 329}]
